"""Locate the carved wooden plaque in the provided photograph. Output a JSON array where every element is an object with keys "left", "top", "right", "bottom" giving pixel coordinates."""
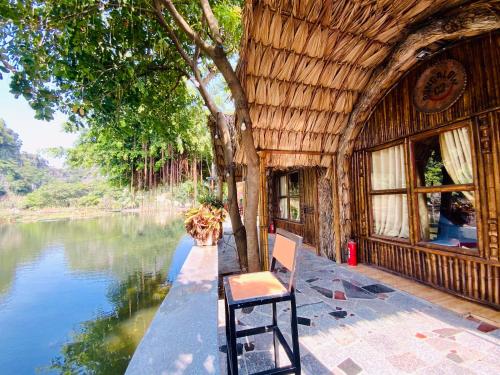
[{"left": 414, "top": 59, "right": 467, "bottom": 113}]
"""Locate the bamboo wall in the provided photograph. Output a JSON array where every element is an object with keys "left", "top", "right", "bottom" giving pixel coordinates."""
[{"left": 351, "top": 33, "right": 500, "bottom": 308}]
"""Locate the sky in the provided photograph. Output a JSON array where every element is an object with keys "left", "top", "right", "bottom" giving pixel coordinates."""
[{"left": 0, "top": 75, "right": 78, "bottom": 168}]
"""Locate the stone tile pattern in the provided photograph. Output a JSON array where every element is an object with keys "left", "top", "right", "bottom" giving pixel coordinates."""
[{"left": 218, "top": 235, "right": 500, "bottom": 375}]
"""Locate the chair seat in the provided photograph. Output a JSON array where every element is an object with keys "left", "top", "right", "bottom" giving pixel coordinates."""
[{"left": 227, "top": 271, "right": 287, "bottom": 302}]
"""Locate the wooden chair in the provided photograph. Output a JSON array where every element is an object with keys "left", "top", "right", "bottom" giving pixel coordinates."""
[{"left": 223, "top": 229, "right": 303, "bottom": 375}]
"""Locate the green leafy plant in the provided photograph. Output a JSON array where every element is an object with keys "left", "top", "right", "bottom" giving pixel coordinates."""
[
  {"left": 184, "top": 204, "right": 226, "bottom": 245},
  {"left": 198, "top": 192, "right": 224, "bottom": 209}
]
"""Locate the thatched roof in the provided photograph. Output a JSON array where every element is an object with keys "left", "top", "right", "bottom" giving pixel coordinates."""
[{"left": 236, "top": 0, "right": 468, "bottom": 167}]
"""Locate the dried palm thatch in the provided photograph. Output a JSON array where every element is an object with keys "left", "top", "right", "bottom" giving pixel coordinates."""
[{"left": 236, "top": 0, "right": 467, "bottom": 167}]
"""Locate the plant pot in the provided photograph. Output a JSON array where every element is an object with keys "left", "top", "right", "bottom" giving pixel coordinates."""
[{"left": 195, "top": 231, "right": 216, "bottom": 246}]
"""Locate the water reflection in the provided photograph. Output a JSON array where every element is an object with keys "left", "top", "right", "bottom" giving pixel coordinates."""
[
  {"left": 50, "top": 272, "right": 169, "bottom": 374},
  {"left": 0, "top": 213, "right": 186, "bottom": 374}
]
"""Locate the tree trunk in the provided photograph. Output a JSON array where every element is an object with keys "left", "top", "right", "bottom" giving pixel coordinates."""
[
  {"left": 143, "top": 142, "right": 148, "bottom": 190},
  {"left": 169, "top": 150, "right": 173, "bottom": 193},
  {"left": 159, "top": 0, "right": 261, "bottom": 271},
  {"left": 130, "top": 162, "right": 134, "bottom": 192},
  {"left": 209, "top": 49, "right": 261, "bottom": 271},
  {"left": 217, "top": 176, "right": 223, "bottom": 201},
  {"left": 193, "top": 157, "right": 198, "bottom": 205},
  {"left": 149, "top": 155, "right": 154, "bottom": 189},
  {"left": 216, "top": 114, "right": 248, "bottom": 271},
  {"left": 200, "top": 158, "right": 203, "bottom": 192}
]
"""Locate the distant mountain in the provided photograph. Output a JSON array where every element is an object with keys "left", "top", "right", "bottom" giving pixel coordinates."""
[{"left": 0, "top": 119, "right": 57, "bottom": 196}]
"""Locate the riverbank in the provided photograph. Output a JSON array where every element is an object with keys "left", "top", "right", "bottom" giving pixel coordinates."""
[
  {"left": 0, "top": 207, "right": 122, "bottom": 224},
  {"left": 0, "top": 199, "right": 196, "bottom": 224}
]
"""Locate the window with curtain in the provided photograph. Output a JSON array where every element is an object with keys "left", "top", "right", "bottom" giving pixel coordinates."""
[
  {"left": 413, "top": 126, "right": 477, "bottom": 249},
  {"left": 277, "top": 172, "right": 301, "bottom": 221},
  {"left": 369, "top": 144, "right": 409, "bottom": 239}
]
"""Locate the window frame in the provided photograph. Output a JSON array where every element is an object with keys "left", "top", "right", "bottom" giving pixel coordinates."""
[
  {"left": 365, "top": 121, "right": 481, "bottom": 254},
  {"left": 409, "top": 122, "right": 480, "bottom": 253},
  {"left": 276, "top": 171, "right": 301, "bottom": 223},
  {"left": 367, "top": 140, "right": 411, "bottom": 243}
]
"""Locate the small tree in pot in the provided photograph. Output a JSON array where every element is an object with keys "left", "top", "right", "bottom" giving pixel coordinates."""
[{"left": 184, "top": 194, "right": 226, "bottom": 246}]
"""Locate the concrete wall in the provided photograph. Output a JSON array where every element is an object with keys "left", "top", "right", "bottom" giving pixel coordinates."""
[{"left": 126, "top": 244, "right": 220, "bottom": 375}]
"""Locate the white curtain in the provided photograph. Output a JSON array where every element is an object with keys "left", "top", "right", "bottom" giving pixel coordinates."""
[
  {"left": 418, "top": 193, "right": 430, "bottom": 240},
  {"left": 439, "top": 127, "right": 474, "bottom": 203},
  {"left": 371, "top": 145, "right": 406, "bottom": 190},
  {"left": 371, "top": 144, "right": 409, "bottom": 238},
  {"left": 373, "top": 195, "right": 409, "bottom": 237}
]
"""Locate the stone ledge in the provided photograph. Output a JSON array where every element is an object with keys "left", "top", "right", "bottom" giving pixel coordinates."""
[{"left": 126, "top": 242, "right": 220, "bottom": 375}]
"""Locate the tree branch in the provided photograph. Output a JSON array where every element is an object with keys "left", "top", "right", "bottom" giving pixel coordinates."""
[
  {"left": 0, "top": 52, "right": 16, "bottom": 73},
  {"left": 160, "top": 0, "right": 215, "bottom": 55},
  {"left": 199, "top": 0, "right": 223, "bottom": 44},
  {"left": 153, "top": 0, "right": 195, "bottom": 69},
  {"left": 153, "top": 0, "right": 219, "bottom": 118},
  {"left": 202, "top": 64, "right": 217, "bottom": 86}
]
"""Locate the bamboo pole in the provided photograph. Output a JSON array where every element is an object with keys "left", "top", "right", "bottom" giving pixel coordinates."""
[{"left": 259, "top": 152, "right": 270, "bottom": 271}]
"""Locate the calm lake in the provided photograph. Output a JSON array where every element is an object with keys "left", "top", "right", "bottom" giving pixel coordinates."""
[{"left": 0, "top": 212, "right": 191, "bottom": 374}]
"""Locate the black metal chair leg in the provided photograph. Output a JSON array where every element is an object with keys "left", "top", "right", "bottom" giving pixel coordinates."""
[
  {"left": 272, "top": 302, "right": 279, "bottom": 367},
  {"left": 224, "top": 295, "right": 231, "bottom": 374},
  {"left": 228, "top": 306, "right": 238, "bottom": 375},
  {"left": 290, "top": 294, "right": 301, "bottom": 375}
]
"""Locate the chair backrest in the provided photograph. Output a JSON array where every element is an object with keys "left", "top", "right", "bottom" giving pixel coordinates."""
[{"left": 271, "top": 228, "right": 303, "bottom": 291}]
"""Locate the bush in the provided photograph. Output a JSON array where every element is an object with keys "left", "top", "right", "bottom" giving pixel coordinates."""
[
  {"left": 172, "top": 180, "right": 194, "bottom": 205},
  {"left": 198, "top": 192, "right": 224, "bottom": 209},
  {"left": 23, "top": 182, "right": 91, "bottom": 208}
]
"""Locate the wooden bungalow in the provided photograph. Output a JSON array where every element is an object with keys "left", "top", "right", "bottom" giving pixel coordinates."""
[{"left": 235, "top": 0, "right": 500, "bottom": 308}]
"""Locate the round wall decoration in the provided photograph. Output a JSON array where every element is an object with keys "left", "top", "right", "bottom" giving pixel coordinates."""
[{"left": 413, "top": 59, "right": 467, "bottom": 113}]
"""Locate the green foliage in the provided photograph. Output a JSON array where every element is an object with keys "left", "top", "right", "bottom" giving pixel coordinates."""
[
  {"left": 213, "top": 1, "right": 243, "bottom": 53},
  {"left": 199, "top": 191, "right": 224, "bottom": 209},
  {"left": 22, "top": 181, "right": 137, "bottom": 209},
  {"left": 23, "top": 182, "right": 90, "bottom": 208},
  {"left": 0, "top": 0, "right": 252, "bottom": 195},
  {"left": 0, "top": 119, "right": 52, "bottom": 195},
  {"left": 172, "top": 180, "right": 195, "bottom": 205},
  {"left": 0, "top": 118, "right": 21, "bottom": 160},
  {"left": 424, "top": 150, "right": 444, "bottom": 187},
  {"left": 1, "top": 1, "right": 217, "bottom": 191}
]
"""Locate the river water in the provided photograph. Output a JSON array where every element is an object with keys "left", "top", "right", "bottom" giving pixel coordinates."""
[{"left": 0, "top": 212, "right": 190, "bottom": 374}]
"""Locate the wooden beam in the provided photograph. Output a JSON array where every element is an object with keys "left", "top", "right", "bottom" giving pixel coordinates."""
[
  {"left": 257, "top": 149, "right": 336, "bottom": 156},
  {"left": 259, "top": 152, "right": 270, "bottom": 270}
]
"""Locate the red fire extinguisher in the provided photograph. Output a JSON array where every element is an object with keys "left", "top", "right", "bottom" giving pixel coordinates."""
[
  {"left": 269, "top": 221, "right": 275, "bottom": 234},
  {"left": 347, "top": 240, "right": 357, "bottom": 266}
]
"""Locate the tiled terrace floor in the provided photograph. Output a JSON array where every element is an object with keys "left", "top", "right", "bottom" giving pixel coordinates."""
[{"left": 218, "top": 235, "right": 500, "bottom": 375}]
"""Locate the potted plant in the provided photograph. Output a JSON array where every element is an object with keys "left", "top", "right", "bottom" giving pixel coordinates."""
[{"left": 184, "top": 195, "right": 226, "bottom": 246}]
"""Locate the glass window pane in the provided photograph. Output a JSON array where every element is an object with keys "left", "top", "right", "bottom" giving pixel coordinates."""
[
  {"left": 289, "top": 172, "right": 300, "bottom": 196},
  {"left": 289, "top": 198, "right": 300, "bottom": 221},
  {"left": 279, "top": 175, "right": 287, "bottom": 196},
  {"left": 371, "top": 194, "right": 409, "bottom": 238},
  {"left": 419, "top": 191, "right": 477, "bottom": 249},
  {"left": 414, "top": 127, "right": 473, "bottom": 187},
  {"left": 279, "top": 198, "right": 288, "bottom": 219},
  {"left": 371, "top": 144, "right": 406, "bottom": 190}
]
